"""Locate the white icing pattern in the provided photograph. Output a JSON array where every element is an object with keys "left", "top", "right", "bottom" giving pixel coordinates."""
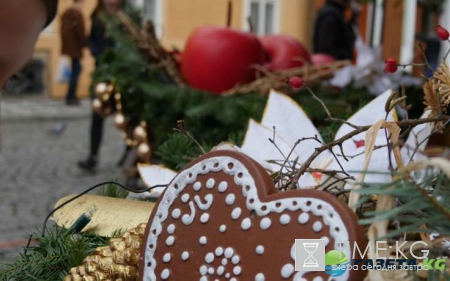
[
  {"left": 143, "top": 156, "right": 351, "bottom": 281},
  {"left": 255, "top": 273, "right": 265, "bottom": 281},
  {"left": 181, "top": 251, "right": 189, "bottom": 261},
  {"left": 241, "top": 218, "right": 251, "bottom": 230},
  {"left": 181, "top": 201, "right": 195, "bottom": 225},
  {"left": 206, "top": 178, "right": 215, "bottom": 189},
  {"left": 161, "top": 269, "right": 170, "bottom": 279},
  {"left": 162, "top": 253, "right": 171, "bottom": 263},
  {"left": 166, "top": 224, "right": 175, "bottom": 234},
  {"left": 280, "top": 214, "right": 291, "bottom": 225},
  {"left": 231, "top": 207, "right": 242, "bottom": 220},
  {"left": 200, "top": 213, "right": 210, "bottom": 224},
  {"left": 255, "top": 245, "right": 264, "bottom": 255},
  {"left": 165, "top": 236, "right": 174, "bottom": 246},
  {"left": 298, "top": 213, "right": 309, "bottom": 224},
  {"left": 215, "top": 247, "right": 224, "bottom": 256},
  {"left": 205, "top": 252, "right": 214, "bottom": 263},
  {"left": 281, "top": 264, "right": 294, "bottom": 278},
  {"left": 218, "top": 181, "right": 228, "bottom": 193},
  {"left": 181, "top": 193, "right": 190, "bottom": 203},
  {"left": 219, "top": 224, "right": 227, "bottom": 233},
  {"left": 199, "top": 236, "right": 207, "bottom": 245},
  {"left": 313, "top": 221, "right": 323, "bottom": 232},
  {"left": 193, "top": 181, "right": 202, "bottom": 191},
  {"left": 260, "top": 218, "right": 271, "bottom": 230},
  {"left": 225, "top": 193, "right": 236, "bottom": 205},
  {"left": 171, "top": 208, "right": 181, "bottom": 219},
  {"left": 194, "top": 194, "right": 214, "bottom": 210}
]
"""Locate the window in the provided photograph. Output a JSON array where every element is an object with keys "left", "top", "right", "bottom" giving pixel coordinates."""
[
  {"left": 245, "top": 0, "right": 279, "bottom": 35},
  {"left": 144, "top": 0, "right": 163, "bottom": 38}
]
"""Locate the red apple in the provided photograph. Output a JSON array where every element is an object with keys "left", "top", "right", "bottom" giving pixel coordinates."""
[
  {"left": 260, "top": 34, "right": 310, "bottom": 71},
  {"left": 180, "top": 26, "right": 265, "bottom": 94},
  {"left": 311, "top": 53, "right": 336, "bottom": 65}
]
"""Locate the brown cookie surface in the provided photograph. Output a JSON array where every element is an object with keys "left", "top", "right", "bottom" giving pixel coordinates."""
[{"left": 140, "top": 151, "right": 366, "bottom": 281}]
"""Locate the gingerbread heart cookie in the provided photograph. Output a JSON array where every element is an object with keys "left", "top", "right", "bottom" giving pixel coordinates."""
[{"left": 140, "top": 151, "right": 366, "bottom": 281}]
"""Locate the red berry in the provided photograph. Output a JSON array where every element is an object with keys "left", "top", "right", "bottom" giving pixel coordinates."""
[
  {"left": 289, "top": 76, "right": 304, "bottom": 89},
  {"left": 354, "top": 139, "right": 365, "bottom": 148},
  {"left": 384, "top": 59, "right": 398, "bottom": 73},
  {"left": 437, "top": 25, "right": 449, "bottom": 40},
  {"left": 312, "top": 172, "right": 323, "bottom": 182}
]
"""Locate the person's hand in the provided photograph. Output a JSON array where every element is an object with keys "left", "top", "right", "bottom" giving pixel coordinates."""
[{"left": 0, "top": 0, "right": 47, "bottom": 86}]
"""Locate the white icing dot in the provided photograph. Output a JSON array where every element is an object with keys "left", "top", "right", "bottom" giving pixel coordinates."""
[
  {"left": 167, "top": 224, "right": 175, "bottom": 234},
  {"left": 321, "top": 236, "right": 330, "bottom": 246},
  {"left": 225, "top": 273, "right": 230, "bottom": 278},
  {"left": 313, "top": 221, "right": 323, "bottom": 232},
  {"left": 224, "top": 247, "right": 234, "bottom": 258},
  {"left": 215, "top": 247, "right": 224, "bottom": 256},
  {"left": 232, "top": 255, "right": 240, "bottom": 264},
  {"left": 166, "top": 236, "right": 175, "bottom": 246},
  {"left": 280, "top": 214, "right": 291, "bottom": 225},
  {"left": 161, "top": 269, "right": 170, "bottom": 279},
  {"left": 199, "top": 265, "right": 208, "bottom": 275},
  {"left": 206, "top": 178, "right": 215, "bottom": 189},
  {"left": 181, "top": 193, "right": 190, "bottom": 203},
  {"left": 281, "top": 264, "right": 294, "bottom": 278},
  {"left": 199, "top": 236, "right": 207, "bottom": 245},
  {"left": 290, "top": 244, "right": 295, "bottom": 260},
  {"left": 205, "top": 252, "right": 215, "bottom": 263},
  {"left": 222, "top": 258, "right": 228, "bottom": 265},
  {"left": 313, "top": 277, "right": 324, "bottom": 281},
  {"left": 230, "top": 278, "right": 237, "bottom": 281},
  {"left": 225, "top": 193, "right": 236, "bottom": 205},
  {"left": 181, "top": 251, "right": 190, "bottom": 261},
  {"left": 233, "top": 266, "right": 242, "bottom": 275},
  {"left": 231, "top": 207, "right": 242, "bottom": 220},
  {"left": 219, "top": 224, "right": 227, "bottom": 233},
  {"left": 200, "top": 213, "right": 210, "bottom": 223},
  {"left": 241, "top": 218, "right": 251, "bottom": 230},
  {"left": 255, "top": 245, "right": 264, "bottom": 255},
  {"left": 260, "top": 217, "right": 272, "bottom": 230},
  {"left": 163, "top": 253, "right": 171, "bottom": 263},
  {"left": 298, "top": 213, "right": 309, "bottom": 224},
  {"left": 171, "top": 208, "right": 181, "bottom": 219},
  {"left": 208, "top": 267, "right": 215, "bottom": 274},
  {"left": 200, "top": 277, "right": 208, "bottom": 281},
  {"left": 217, "top": 266, "right": 225, "bottom": 275},
  {"left": 218, "top": 181, "right": 228, "bottom": 192},
  {"left": 255, "top": 273, "right": 265, "bottom": 281},
  {"left": 193, "top": 181, "right": 202, "bottom": 191}
]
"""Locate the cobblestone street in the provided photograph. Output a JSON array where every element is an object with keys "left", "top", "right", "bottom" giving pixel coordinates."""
[{"left": 0, "top": 99, "right": 123, "bottom": 263}]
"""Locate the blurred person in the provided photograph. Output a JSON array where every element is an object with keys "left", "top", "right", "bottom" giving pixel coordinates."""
[
  {"left": 0, "top": 0, "right": 58, "bottom": 88},
  {"left": 78, "top": 0, "right": 123, "bottom": 171},
  {"left": 61, "top": 0, "right": 87, "bottom": 105},
  {"left": 313, "top": 0, "right": 359, "bottom": 61}
]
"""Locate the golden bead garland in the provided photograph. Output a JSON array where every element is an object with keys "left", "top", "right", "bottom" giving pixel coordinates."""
[{"left": 93, "top": 82, "right": 152, "bottom": 163}]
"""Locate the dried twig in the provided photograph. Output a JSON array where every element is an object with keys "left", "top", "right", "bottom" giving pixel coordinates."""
[
  {"left": 288, "top": 116, "right": 450, "bottom": 189},
  {"left": 116, "top": 11, "right": 185, "bottom": 87}
]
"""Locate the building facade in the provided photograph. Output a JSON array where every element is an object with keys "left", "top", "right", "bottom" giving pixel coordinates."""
[{"left": 30, "top": 0, "right": 449, "bottom": 98}]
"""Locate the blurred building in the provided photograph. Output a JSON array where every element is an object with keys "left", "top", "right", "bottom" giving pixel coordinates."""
[{"left": 22, "top": 0, "right": 449, "bottom": 99}]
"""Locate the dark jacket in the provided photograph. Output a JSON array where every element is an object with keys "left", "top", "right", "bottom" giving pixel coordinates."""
[
  {"left": 88, "top": 14, "right": 115, "bottom": 61},
  {"left": 313, "top": 1, "right": 356, "bottom": 60},
  {"left": 61, "top": 7, "right": 86, "bottom": 59}
]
